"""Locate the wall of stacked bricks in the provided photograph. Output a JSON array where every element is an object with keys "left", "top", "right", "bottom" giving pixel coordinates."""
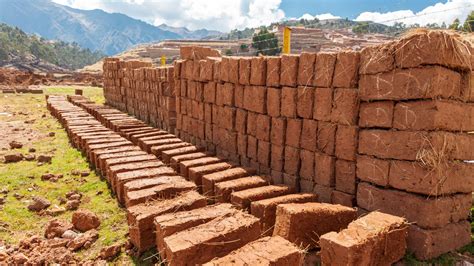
[
  {"left": 103, "top": 58, "right": 177, "bottom": 132},
  {"left": 101, "top": 31, "right": 474, "bottom": 260}
]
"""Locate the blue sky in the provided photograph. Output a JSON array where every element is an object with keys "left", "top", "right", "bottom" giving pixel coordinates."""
[
  {"left": 280, "top": 0, "right": 443, "bottom": 19},
  {"left": 53, "top": 0, "right": 474, "bottom": 31}
]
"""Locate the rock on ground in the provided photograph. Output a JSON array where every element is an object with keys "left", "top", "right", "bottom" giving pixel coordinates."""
[
  {"left": 72, "top": 210, "right": 100, "bottom": 232},
  {"left": 27, "top": 196, "right": 51, "bottom": 211}
]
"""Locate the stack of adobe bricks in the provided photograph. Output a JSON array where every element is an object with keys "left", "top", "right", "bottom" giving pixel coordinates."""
[
  {"left": 173, "top": 48, "right": 360, "bottom": 205},
  {"left": 103, "top": 59, "right": 177, "bottom": 131},
  {"left": 356, "top": 31, "right": 473, "bottom": 260}
]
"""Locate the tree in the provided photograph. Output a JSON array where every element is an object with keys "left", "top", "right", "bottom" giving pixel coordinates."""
[
  {"left": 251, "top": 27, "right": 280, "bottom": 56},
  {"left": 463, "top": 11, "right": 474, "bottom": 32},
  {"left": 353, "top": 22, "right": 369, "bottom": 34},
  {"left": 224, "top": 49, "right": 233, "bottom": 56},
  {"left": 449, "top": 18, "right": 460, "bottom": 30},
  {"left": 239, "top": 44, "right": 249, "bottom": 52}
]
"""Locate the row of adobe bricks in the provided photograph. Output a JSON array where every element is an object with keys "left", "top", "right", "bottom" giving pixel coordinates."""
[{"left": 46, "top": 94, "right": 410, "bottom": 265}]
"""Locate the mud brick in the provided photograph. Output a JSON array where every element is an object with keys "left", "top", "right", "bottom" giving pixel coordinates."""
[
  {"left": 357, "top": 182, "right": 471, "bottom": 229},
  {"left": 296, "top": 86, "right": 314, "bottom": 119},
  {"left": 231, "top": 185, "right": 291, "bottom": 210},
  {"left": 331, "top": 190, "right": 355, "bottom": 207},
  {"left": 187, "top": 81, "right": 197, "bottom": 99},
  {"left": 202, "top": 167, "right": 254, "bottom": 197},
  {"left": 358, "top": 130, "right": 474, "bottom": 161},
  {"left": 313, "top": 184, "right": 333, "bottom": 203},
  {"left": 284, "top": 146, "right": 300, "bottom": 175},
  {"left": 256, "top": 114, "right": 271, "bottom": 141},
  {"left": 127, "top": 191, "right": 206, "bottom": 252},
  {"left": 281, "top": 87, "right": 297, "bottom": 118},
  {"left": 247, "top": 136, "right": 258, "bottom": 160},
  {"left": 88, "top": 141, "right": 132, "bottom": 160},
  {"left": 195, "top": 83, "right": 204, "bottom": 101},
  {"left": 389, "top": 160, "right": 474, "bottom": 196},
  {"left": 123, "top": 175, "right": 184, "bottom": 196},
  {"left": 332, "top": 51, "right": 360, "bottom": 88},
  {"left": 267, "top": 87, "right": 281, "bottom": 117},
  {"left": 314, "top": 153, "right": 335, "bottom": 187},
  {"left": 219, "top": 129, "right": 237, "bottom": 154},
  {"left": 271, "top": 144, "right": 284, "bottom": 172},
  {"left": 164, "top": 211, "right": 260, "bottom": 266},
  {"left": 97, "top": 150, "right": 146, "bottom": 173},
  {"left": 270, "top": 170, "right": 283, "bottom": 185},
  {"left": 243, "top": 86, "right": 267, "bottom": 114},
  {"left": 312, "top": 89, "right": 332, "bottom": 123},
  {"left": 215, "top": 176, "right": 268, "bottom": 203},
  {"left": 331, "top": 88, "right": 359, "bottom": 125},
  {"left": 161, "top": 146, "right": 201, "bottom": 163},
  {"left": 250, "top": 193, "right": 317, "bottom": 236},
  {"left": 203, "top": 103, "right": 212, "bottom": 124},
  {"left": 140, "top": 138, "right": 182, "bottom": 153},
  {"left": 313, "top": 52, "right": 336, "bottom": 87},
  {"left": 299, "top": 150, "right": 314, "bottom": 181},
  {"left": 199, "top": 59, "right": 214, "bottom": 81},
  {"left": 285, "top": 119, "right": 302, "bottom": 148},
  {"left": 237, "top": 133, "right": 247, "bottom": 156},
  {"left": 104, "top": 155, "right": 156, "bottom": 176},
  {"left": 107, "top": 160, "right": 163, "bottom": 184},
  {"left": 170, "top": 152, "right": 207, "bottom": 170},
  {"left": 114, "top": 167, "right": 176, "bottom": 200},
  {"left": 216, "top": 83, "right": 234, "bottom": 106},
  {"left": 150, "top": 142, "right": 190, "bottom": 156},
  {"left": 239, "top": 58, "right": 251, "bottom": 85},
  {"left": 359, "top": 101, "right": 394, "bottom": 128},
  {"left": 298, "top": 179, "right": 313, "bottom": 192},
  {"left": 248, "top": 57, "right": 266, "bottom": 86},
  {"left": 203, "top": 82, "right": 216, "bottom": 103},
  {"left": 213, "top": 60, "right": 221, "bottom": 81},
  {"left": 335, "top": 125, "right": 357, "bottom": 161},
  {"left": 257, "top": 140, "right": 271, "bottom": 167},
  {"left": 359, "top": 43, "right": 395, "bottom": 74},
  {"left": 394, "top": 31, "right": 472, "bottom": 71},
  {"left": 235, "top": 109, "right": 247, "bottom": 134},
  {"left": 270, "top": 117, "right": 285, "bottom": 145},
  {"left": 316, "top": 121, "right": 336, "bottom": 155},
  {"left": 393, "top": 100, "right": 474, "bottom": 131},
  {"left": 300, "top": 119, "right": 317, "bottom": 151},
  {"left": 274, "top": 202, "right": 356, "bottom": 249},
  {"left": 407, "top": 221, "right": 471, "bottom": 260},
  {"left": 246, "top": 111, "right": 257, "bottom": 136},
  {"left": 220, "top": 57, "right": 230, "bottom": 82},
  {"left": 154, "top": 204, "right": 238, "bottom": 259},
  {"left": 462, "top": 72, "right": 474, "bottom": 102},
  {"left": 297, "top": 52, "right": 316, "bottom": 86},
  {"left": 282, "top": 174, "right": 298, "bottom": 193},
  {"left": 93, "top": 146, "right": 141, "bottom": 168},
  {"left": 125, "top": 180, "right": 197, "bottom": 207},
  {"left": 320, "top": 211, "right": 408, "bottom": 265},
  {"left": 188, "top": 162, "right": 235, "bottom": 188},
  {"left": 359, "top": 66, "right": 462, "bottom": 101},
  {"left": 356, "top": 155, "right": 389, "bottom": 187},
  {"left": 179, "top": 157, "right": 222, "bottom": 178},
  {"left": 228, "top": 57, "right": 240, "bottom": 83},
  {"left": 218, "top": 106, "right": 235, "bottom": 131},
  {"left": 280, "top": 55, "right": 299, "bottom": 87},
  {"left": 230, "top": 85, "right": 243, "bottom": 108},
  {"left": 205, "top": 236, "right": 303, "bottom": 266}
]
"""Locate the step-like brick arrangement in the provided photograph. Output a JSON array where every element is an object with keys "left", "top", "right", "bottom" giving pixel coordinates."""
[{"left": 320, "top": 211, "right": 408, "bottom": 265}]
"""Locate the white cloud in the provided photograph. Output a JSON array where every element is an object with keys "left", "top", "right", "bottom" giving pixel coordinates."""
[
  {"left": 355, "top": 0, "right": 474, "bottom": 26},
  {"left": 52, "top": 0, "right": 286, "bottom": 32},
  {"left": 298, "top": 13, "right": 341, "bottom": 21}
]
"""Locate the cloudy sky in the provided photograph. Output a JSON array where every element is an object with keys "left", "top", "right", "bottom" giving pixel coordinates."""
[{"left": 52, "top": 0, "right": 474, "bottom": 31}]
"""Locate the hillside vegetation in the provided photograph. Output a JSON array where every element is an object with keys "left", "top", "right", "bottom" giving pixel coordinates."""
[{"left": 0, "top": 23, "right": 104, "bottom": 70}]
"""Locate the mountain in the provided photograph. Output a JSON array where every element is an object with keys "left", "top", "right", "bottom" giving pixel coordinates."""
[
  {"left": 0, "top": 0, "right": 216, "bottom": 55},
  {"left": 0, "top": 23, "right": 104, "bottom": 71},
  {"left": 157, "top": 24, "right": 222, "bottom": 39}
]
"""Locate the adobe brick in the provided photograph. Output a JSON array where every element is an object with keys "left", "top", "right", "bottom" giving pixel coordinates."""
[
  {"left": 274, "top": 202, "right": 356, "bottom": 249},
  {"left": 264, "top": 56, "right": 281, "bottom": 87},
  {"left": 332, "top": 51, "right": 360, "bottom": 88},
  {"left": 201, "top": 167, "right": 254, "bottom": 198},
  {"left": 231, "top": 185, "right": 291, "bottom": 210},
  {"left": 359, "top": 101, "right": 394, "bottom": 128},
  {"left": 256, "top": 114, "right": 271, "bottom": 141},
  {"left": 250, "top": 57, "right": 266, "bottom": 86},
  {"left": 313, "top": 87, "right": 333, "bottom": 121},
  {"left": 285, "top": 118, "right": 302, "bottom": 148},
  {"left": 267, "top": 87, "right": 281, "bottom": 117},
  {"left": 179, "top": 157, "right": 222, "bottom": 178},
  {"left": 125, "top": 180, "right": 197, "bottom": 207},
  {"left": 299, "top": 149, "right": 314, "bottom": 181},
  {"left": 357, "top": 182, "right": 471, "bottom": 229},
  {"left": 284, "top": 146, "right": 300, "bottom": 175},
  {"left": 313, "top": 184, "right": 333, "bottom": 203},
  {"left": 270, "top": 144, "right": 284, "bottom": 172},
  {"left": 313, "top": 52, "right": 336, "bottom": 87},
  {"left": 300, "top": 119, "right": 317, "bottom": 151},
  {"left": 239, "top": 58, "right": 251, "bottom": 85},
  {"left": 215, "top": 176, "right": 268, "bottom": 203},
  {"left": 280, "top": 55, "right": 299, "bottom": 87},
  {"left": 246, "top": 111, "right": 257, "bottom": 136},
  {"left": 314, "top": 153, "right": 335, "bottom": 187},
  {"left": 281, "top": 87, "right": 297, "bottom": 118},
  {"left": 356, "top": 155, "right": 389, "bottom": 187},
  {"left": 335, "top": 125, "right": 357, "bottom": 161},
  {"left": 296, "top": 86, "right": 314, "bottom": 119},
  {"left": 188, "top": 162, "right": 235, "bottom": 188},
  {"left": 297, "top": 52, "right": 316, "bottom": 86},
  {"left": 228, "top": 57, "right": 239, "bottom": 83},
  {"left": 320, "top": 211, "right": 408, "bottom": 265}
]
